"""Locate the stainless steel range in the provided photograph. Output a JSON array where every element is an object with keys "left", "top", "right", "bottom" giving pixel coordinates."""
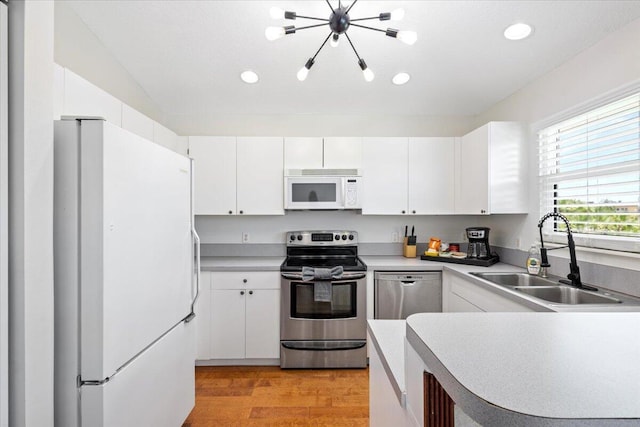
[{"left": 280, "top": 230, "right": 367, "bottom": 369}]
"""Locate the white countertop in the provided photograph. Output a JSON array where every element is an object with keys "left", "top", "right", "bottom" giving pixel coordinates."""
[{"left": 406, "top": 312, "right": 640, "bottom": 426}]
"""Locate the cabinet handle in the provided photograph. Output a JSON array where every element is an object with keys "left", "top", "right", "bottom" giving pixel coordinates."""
[
  {"left": 240, "top": 291, "right": 245, "bottom": 295},
  {"left": 249, "top": 290, "right": 253, "bottom": 295},
  {"left": 228, "top": 210, "right": 233, "bottom": 215},
  {"left": 401, "top": 210, "right": 406, "bottom": 214},
  {"left": 239, "top": 210, "right": 244, "bottom": 214},
  {"left": 243, "top": 279, "right": 248, "bottom": 283},
  {"left": 412, "top": 210, "right": 416, "bottom": 214}
]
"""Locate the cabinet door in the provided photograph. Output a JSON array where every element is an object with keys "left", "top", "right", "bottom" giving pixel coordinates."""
[
  {"left": 456, "top": 126, "right": 489, "bottom": 214},
  {"left": 236, "top": 137, "right": 284, "bottom": 215},
  {"left": 194, "top": 273, "right": 212, "bottom": 360},
  {"left": 323, "top": 137, "right": 363, "bottom": 169},
  {"left": 245, "top": 289, "right": 280, "bottom": 359},
  {"left": 210, "top": 289, "right": 246, "bottom": 359},
  {"left": 189, "top": 136, "right": 237, "bottom": 215},
  {"left": 284, "top": 137, "right": 323, "bottom": 169},
  {"left": 362, "top": 137, "right": 408, "bottom": 215},
  {"left": 408, "top": 137, "right": 455, "bottom": 214}
]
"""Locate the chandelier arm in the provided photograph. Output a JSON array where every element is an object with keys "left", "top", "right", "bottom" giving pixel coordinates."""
[
  {"left": 324, "top": 0, "right": 334, "bottom": 12},
  {"left": 349, "top": 23, "right": 386, "bottom": 33},
  {"left": 346, "top": 0, "right": 359, "bottom": 14},
  {"left": 295, "top": 15, "right": 330, "bottom": 22},
  {"left": 344, "top": 32, "right": 362, "bottom": 62},
  {"left": 349, "top": 16, "right": 386, "bottom": 22},
  {"left": 311, "top": 32, "right": 334, "bottom": 61},
  {"left": 295, "top": 23, "right": 331, "bottom": 31}
]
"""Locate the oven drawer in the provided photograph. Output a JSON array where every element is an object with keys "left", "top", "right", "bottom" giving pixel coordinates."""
[{"left": 280, "top": 340, "right": 367, "bottom": 369}]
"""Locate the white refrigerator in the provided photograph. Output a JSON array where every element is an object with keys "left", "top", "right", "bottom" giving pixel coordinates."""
[{"left": 53, "top": 118, "right": 200, "bottom": 427}]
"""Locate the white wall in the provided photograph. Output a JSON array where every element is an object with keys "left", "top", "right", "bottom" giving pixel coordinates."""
[
  {"left": 166, "top": 113, "right": 473, "bottom": 138},
  {"left": 196, "top": 211, "right": 490, "bottom": 247},
  {"left": 8, "top": 1, "right": 55, "bottom": 426},
  {"left": 54, "top": 1, "right": 165, "bottom": 125},
  {"left": 473, "top": 17, "right": 640, "bottom": 270}
]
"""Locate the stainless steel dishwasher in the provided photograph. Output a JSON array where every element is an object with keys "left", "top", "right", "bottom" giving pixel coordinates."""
[{"left": 374, "top": 272, "right": 442, "bottom": 319}]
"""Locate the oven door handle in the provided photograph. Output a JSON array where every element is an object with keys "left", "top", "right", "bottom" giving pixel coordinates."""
[
  {"left": 281, "top": 272, "right": 367, "bottom": 281},
  {"left": 281, "top": 340, "right": 367, "bottom": 351}
]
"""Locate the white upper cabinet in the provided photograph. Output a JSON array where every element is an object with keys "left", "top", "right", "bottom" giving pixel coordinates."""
[
  {"left": 408, "top": 137, "right": 456, "bottom": 214},
  {"left": 236, "top": 137, "right": 284, "bottom": 215},
  {"left": 362, "top": 137, "right": 409, "bottom": 215},
  {"left": 456, "top": 122, "right": 527, "bottom": 215},
  {"left": 189, "top": 136, "right": 284, "bottom": 216},
  {"left": 323, "top": 137, "right": 362, "bottom": 169},
  {"left": 284, "top": 137, "right": 362, "bottom": 169},
  {"left": 362, "top": 137, "right": 456, "bottom": 215},
  {"left": 284, "top": 137, "right": 323, "bottom": 169},
  {"left": 189, "top": 136, "right": 237, "bottom": 215}
]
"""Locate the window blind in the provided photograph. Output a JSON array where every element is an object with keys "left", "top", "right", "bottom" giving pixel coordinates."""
[{"left": 538, "top": 92, "right": 640, "bottom": 245}]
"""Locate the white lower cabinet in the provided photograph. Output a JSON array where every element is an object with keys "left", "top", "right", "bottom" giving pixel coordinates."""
[
  {"left": 196, "top": 271, "right": 280, "bottom": 362},
  {"left": 443, "top": 271, "right": 534, "bottom": 312}
]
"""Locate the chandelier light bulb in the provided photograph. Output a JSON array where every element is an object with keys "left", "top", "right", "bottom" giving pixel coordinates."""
[
  {"left": 397, "top": 30, "right": 417, "bottom": 45},
  {"left": 330, "top": 34, "right": 340, "bottom": 48},
  {"left": 265, "top": 26, "right": 285, "bottom": 41},
  {"left": 363, "top": 68, "right": 375, "bottom": 82},
  {"left": 269, "top": 7, "right": 285, "bottom": 20},
  {"left": 297, "top": 58, "right": 314, "bottom": 81},
  {"left": 390, "top": 8, "right": 405, "bottom": 21},
  {"left": 297, "top": 67, "right": 310, "bottom": 81}
]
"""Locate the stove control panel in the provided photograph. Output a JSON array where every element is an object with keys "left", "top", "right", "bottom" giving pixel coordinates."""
[{"left": 287, "top": 230, "right": 358, "bottom": 246}]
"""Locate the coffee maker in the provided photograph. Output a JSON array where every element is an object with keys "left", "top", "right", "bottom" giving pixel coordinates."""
[{"left": 466, "top": 227, "right": 493, "bottom": 259}]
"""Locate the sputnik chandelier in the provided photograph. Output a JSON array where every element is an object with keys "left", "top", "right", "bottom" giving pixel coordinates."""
[{"left": 265, "top": 1, "right": 417, "bottom": 82}]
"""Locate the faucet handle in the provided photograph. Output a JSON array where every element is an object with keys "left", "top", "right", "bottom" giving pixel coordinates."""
[{"left": 540, "top": 247, "right": 551, "bottom": 267}]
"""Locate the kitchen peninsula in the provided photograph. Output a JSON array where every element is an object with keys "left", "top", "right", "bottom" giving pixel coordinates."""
[{"left": 371, "top": 313, "right": 640, "bottom": 426}]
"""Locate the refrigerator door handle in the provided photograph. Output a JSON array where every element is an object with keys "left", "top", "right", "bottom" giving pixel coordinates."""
[{"left": 185, "top": 227, "right": 201, "bottom": 323}]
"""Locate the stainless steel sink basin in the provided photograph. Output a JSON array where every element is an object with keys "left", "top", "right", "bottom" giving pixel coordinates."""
[
  {"left": 470, "top": 272, "right": 558, "bottom": 287},
  {"left": 469, "top": 271, "right": 640, "bottom": 306},
  {"left": 514, "top": 286, "right": 621, "bottom": 305}
]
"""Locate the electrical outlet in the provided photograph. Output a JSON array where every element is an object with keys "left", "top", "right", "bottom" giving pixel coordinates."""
[
  {"left": 515, "top": 237, "right": 521, "bottom": 249},
  {"left": 242, "top": 232, "right": 250, "bottom": 243},
  {"left": 461, "top": 231, "right": 467, "bottom": 241},
  {"left": 392, "top": 232, "right": 399, "bottom": 243}
]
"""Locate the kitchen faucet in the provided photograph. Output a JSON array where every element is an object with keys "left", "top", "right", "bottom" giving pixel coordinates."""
[{"left": 537, "top": 212, "right": 597, "bottom": 291}]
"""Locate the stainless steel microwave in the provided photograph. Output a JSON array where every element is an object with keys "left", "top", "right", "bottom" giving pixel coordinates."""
[{"left": 284, "top": 169, "right": 363, "bottom": 210}]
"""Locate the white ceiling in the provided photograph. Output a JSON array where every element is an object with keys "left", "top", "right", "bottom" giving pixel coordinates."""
[{"left": 63, "top": 1, "right": 640, "bottom": 117}]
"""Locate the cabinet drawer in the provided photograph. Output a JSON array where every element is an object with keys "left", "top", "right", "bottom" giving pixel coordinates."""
[{"left": 211, "top": 271, "right": 280, "bottom": 290}]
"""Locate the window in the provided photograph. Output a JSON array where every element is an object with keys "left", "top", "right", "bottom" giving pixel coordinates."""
[{"left": 538, "top": 92, "right": 640, "bottom": 252}]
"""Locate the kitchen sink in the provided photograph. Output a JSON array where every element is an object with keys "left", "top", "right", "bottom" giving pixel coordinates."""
[
  {"left": 470, "top": 272, "right": 558, "bottom": 287},
  {"left": 470, "top": 271, "right": 640, "bottom": 306},
  {"left": 513, "top": 286, "right": 622, "bottom": 305}
]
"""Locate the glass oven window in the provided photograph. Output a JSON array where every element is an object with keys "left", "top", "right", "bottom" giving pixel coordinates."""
[
  {"left": 291, "top": 183, "right": 337, "bottom": 202},
  {"left": 291, "top": 281, "right": 357, "bottom": 319}
]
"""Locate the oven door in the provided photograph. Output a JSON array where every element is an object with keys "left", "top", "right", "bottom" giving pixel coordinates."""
[{"left": 280, "top": 273, "right": 367, "bottom": 341}]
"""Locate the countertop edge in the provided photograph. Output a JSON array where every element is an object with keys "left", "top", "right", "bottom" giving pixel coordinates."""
[{"left": 367, "top": 320, "right": 406, "bottom": 407}]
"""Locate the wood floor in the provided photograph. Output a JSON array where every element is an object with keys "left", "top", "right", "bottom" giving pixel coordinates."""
[{"left": 183, "top": 366, "right": 369, "bottom": 427}]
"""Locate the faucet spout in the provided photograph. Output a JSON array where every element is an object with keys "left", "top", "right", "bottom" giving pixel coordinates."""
[{"left": 538, "top": 212, "right": 584, "bottom": 288}]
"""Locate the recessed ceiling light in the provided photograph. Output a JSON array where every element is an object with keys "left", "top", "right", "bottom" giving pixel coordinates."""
[
  {"left": 504, "top": 23, "right": 533, "bottom": 40},
  {"left": 240, "top": 70, "right": 259, "bottom": 84},
  {"left": 392, "top": 72, "right": 411, "bottom": 85}
]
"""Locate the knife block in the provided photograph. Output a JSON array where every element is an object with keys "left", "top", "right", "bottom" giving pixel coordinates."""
[{"left": 403, "top": 236, "right": 417, "bottom": 258}]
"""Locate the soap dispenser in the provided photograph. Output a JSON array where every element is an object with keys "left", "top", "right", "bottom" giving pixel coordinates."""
[{"left": 526, "top": 244, "right": 541, "bottom": 275}]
